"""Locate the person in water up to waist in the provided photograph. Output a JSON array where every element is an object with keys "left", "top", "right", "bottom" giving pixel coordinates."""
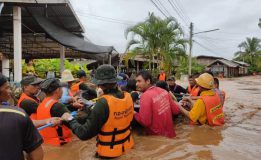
[
  {"left": 62, "top": 64, "right": 134, "bottom": 159},
  {"left": 37, "top": 78, "right": 72, "bottom": 146},
  {"left": 135, "top": 71, "right": 180, "bottom": 138},
  {"left": 179, "top": 73, "right": 225, "bottom": 126},
  {"left": 0, "top": 73, "right": 44, "bottom": 160},
  {"left": 18, "top": 76, "right": 62, "bottom": 127}
]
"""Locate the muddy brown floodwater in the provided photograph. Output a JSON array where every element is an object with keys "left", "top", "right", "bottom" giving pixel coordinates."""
[{"left": 43, "top": 76, "right": 261, "bottom": 160}]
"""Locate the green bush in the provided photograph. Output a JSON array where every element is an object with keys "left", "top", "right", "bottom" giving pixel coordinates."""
[{"left": 24, "top": 59, "right": 90, "bottom": 78}]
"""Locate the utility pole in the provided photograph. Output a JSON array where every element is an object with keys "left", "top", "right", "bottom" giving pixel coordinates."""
[
  {"left": 188, "top": 23, "right": 219, "bottom": 75},
  {"left": 188, "top": 23, "right": 193, "bottom": 76}
]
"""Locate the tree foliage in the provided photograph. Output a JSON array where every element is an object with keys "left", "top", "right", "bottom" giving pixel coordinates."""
[
  {"left": 125, "top": 12, "right": 187, "bottom": 74},
  {"left": 234, "top": 37, "right": 261, "bottom": 72}
]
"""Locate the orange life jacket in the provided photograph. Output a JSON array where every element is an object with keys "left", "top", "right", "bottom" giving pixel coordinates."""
[
  {"left": 17, "top": 93, "right": 39, "bottom": 120},
  {"left": 201, "top": 93, "right": 225, "bottom": 126},
  {"left": 188, "top": 84, "right": 200, "bottom": 97},
  {"left": 36, "top": 97, "right": 72, "bottom": 146},
  {"left": 70, "top": 81, "right": 84, "bottom": 96},
  {"left": 159, "top": 73, "right": 166, "bottom": 81},
  {"left": 96, "top": 92, "right": 134, "bottom": 158}
]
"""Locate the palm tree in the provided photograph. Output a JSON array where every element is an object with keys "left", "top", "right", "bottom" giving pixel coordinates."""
[
  {"left": 125, "top": 13, "right": 187, "bottom": 72},
  {"left": 234, "top": 37, "right": 261, "bottom": 65}
]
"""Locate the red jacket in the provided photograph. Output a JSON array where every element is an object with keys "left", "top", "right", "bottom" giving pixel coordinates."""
[{"left": 134, "top": 86, "right": 180, "bottom": 138}]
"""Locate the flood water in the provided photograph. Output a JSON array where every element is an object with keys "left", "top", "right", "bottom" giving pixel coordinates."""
[{"left": 43, "top": 76, "right": 261, "bottom": 160}]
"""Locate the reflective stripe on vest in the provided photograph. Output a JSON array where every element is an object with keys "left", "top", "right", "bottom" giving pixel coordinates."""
[
  {"left": 96, "top": 92, "right": 134, "bottom": 158},
  {"left": 201, "top": 93, "right": 225, "bottom": 126},
  {"left": 188, "top": 85, "right": 200, "bottom": 97},
  {"left": 17, "top": 93, "right": 39, "bottom": 120},
  {"left": 36, "top": 97, "right": 72, "bottom": 146}
]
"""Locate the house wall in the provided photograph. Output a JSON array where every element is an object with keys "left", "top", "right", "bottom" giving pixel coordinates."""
[{"left": 210, "top": 65, "right": 226, "bottom": 76}]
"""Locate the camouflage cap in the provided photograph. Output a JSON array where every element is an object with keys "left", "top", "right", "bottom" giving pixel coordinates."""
[
  {"left": 40, "top": 78, "right": 62, "bottom": 93},
  {"left": 21, "top": 76, "right": 43, "bottom": 86},
  {"left": 92, "top": 64, "right": 118, "bottom": 85}
]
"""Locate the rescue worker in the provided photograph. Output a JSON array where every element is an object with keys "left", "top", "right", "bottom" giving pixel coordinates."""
[
  {"left": 62, "top": 64, "right": 134, "bottom": 159},
  {"left": 71, "top": 70, "right": 97, "bottom": 100},
  {"left": 158, "top": 70, "right": 166, "bottom": 81},
  {"left": 135, "top": 71, "right": 180, "bottom": 138},
  {"left": 18, "top": 76, "right": 62, "bottom": 127},
  {"left": 17, "top": 76, "right": 42, "bottom": 120},
  {"left": 178, "top": 73, "right": 225, "bottom": 126},
  {"left": 187, "top": 74, "right": 200, "bottom": 97},
  {"left": 0, "top": 73, "right": 44, "bottom": 160},
  {"left": 37, "top": 78, "right": 72, "bottom": 146}
]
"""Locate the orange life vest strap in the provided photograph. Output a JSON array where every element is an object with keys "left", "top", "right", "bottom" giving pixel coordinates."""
[
  {"left": 97, "top": 132, "right": 131, "bottom": 147},
  {"left": 99, "top": 124, "right": 131, "bottom": 136}
]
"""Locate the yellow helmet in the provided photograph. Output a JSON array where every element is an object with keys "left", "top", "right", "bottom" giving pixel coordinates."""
[{"left": 195, "top": 73, "right": 214, "bottom": 89}]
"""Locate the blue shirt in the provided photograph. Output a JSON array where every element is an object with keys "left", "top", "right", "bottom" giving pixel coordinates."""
[{"left": 60, "top": 87, "right": 72, "bottom": 104}]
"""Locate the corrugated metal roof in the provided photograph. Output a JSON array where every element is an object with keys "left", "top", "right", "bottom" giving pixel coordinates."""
[
  {"left": 0, "top": 0, "right": 84, "bottom": 32},
  {"left": 208, "top": 59, "right": 239, "bottom": 68},
  {"left": 233, "top": 60, "right": 250, "bottom": 67}
]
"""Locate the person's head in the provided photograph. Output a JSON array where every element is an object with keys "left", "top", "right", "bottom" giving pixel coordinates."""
[
  {"left": 25, "top": 58, "right": 33, "bottom": 65},
  {"left": 156, "top": 80, "right": 170, "bottom": 92},
  {"left": 40, "top": 78, "right": 63, "bottom": 99},
  {"left": 93, "top": 64, "right": 118, "bottom": 90},
  {"left": 167, "top": 76, "right": 176, "bottom": 86},
  {"left": 214, "top": 77, "right": 219, "bottom": 89},
  {"left": 21, "top": 76, "right": 43, "bottom": 96},
  {"left": 61, "top": 69, "right": 75, "bottom": 86},
  {"left": 136, "top": 70, "right": 153, "bottom": 92},
  {"left": 195, "top": 73, "right": 214, "bottom": 92},
  {"left": 0, "top": 74, "right": 11, "bottom": 102},
  {"left": 189, "top": 74, "right": 199, "bottom": 87},
  {"left": 77, "top": 70, "right": 87, "bottom": 81},
  {"left": 126, "top": 79, "right": 137, "bottom": 92}
]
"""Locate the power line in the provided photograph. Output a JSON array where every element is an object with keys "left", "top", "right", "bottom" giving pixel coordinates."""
[
  {"left": 217, "top": 31, "right": 261, "bottom": 36},
  {"left": 172, "top": 0, "right": 190, "bottom": 24},
  {"left": 168, "top": 0, "right": 189, "bottom": 26},
  {"left": 154, "top": 0, "right": 171, "bottom": 17},
  {"left": 77, "top": 13, "right": 132, "bottom": 25},
  {"left": 195, "top": 35, "right": 242, "bottom": 42},
  {"left": 195, "top": 37, "right": 233, "bottom": 52},
  {"left": 76, "top": 11, "right": 136, "bottom": 25},
  {"left": 193, "top": 40, "right": 223, "bottom": 57},
  {"left": 150, "top": 0, "right": 168, "bottom": 18},
  {"left": 175, "top": 0, "right": 191, "bottom": 22}
]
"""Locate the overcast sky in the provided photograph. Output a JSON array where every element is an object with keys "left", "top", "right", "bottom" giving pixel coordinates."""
[{"left": 70, "top": 0, "right": 261, "bottom": 59}]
